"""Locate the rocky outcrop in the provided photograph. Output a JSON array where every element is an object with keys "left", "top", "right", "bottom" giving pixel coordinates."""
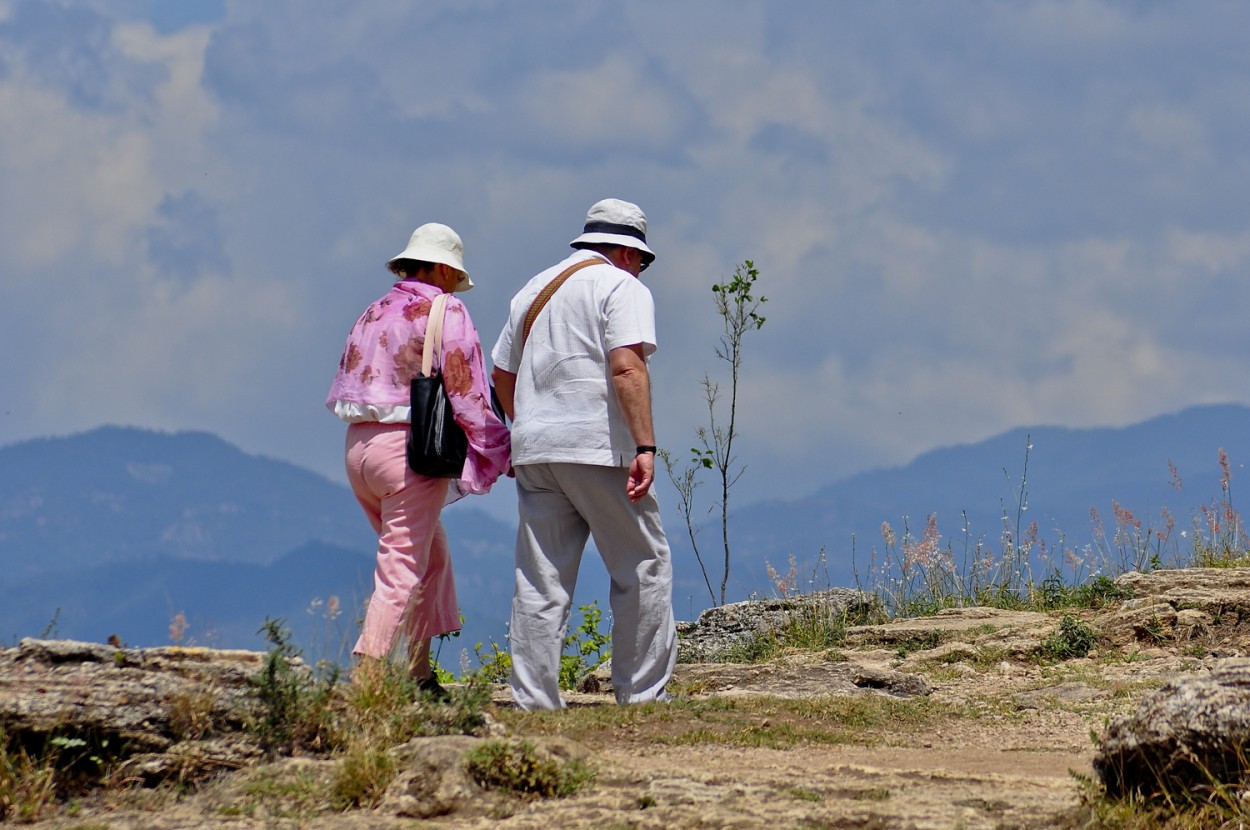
[
  {"left": 1115, "top": 567, "right": 1250, "bottom": 613},
  {"left": 673, "top": 659, "right": 932, "bottom": 698},
  {"left": 0, "top": 638, "right": 270, "bottom": 780},
  {"left": 380, "top": 735, "right": 590, "bottom": 819},
  {"left": 578, "top": 654, "right": 931, "bottom": 699},
  {"left": 381, "top": 735, "right": 500, "bottom": 819},
  {"left": 676, "top": 588, "right": 878, "bottom": 662},
  {"left": 1094, "top": 658, "right": 1250, "bottom": 798},
  {"left": 843, "top": 606, "right": 1055, "bottom": 653},
  {"left": 1107, "top": 567, "right": 1250, "bottom": 648}
]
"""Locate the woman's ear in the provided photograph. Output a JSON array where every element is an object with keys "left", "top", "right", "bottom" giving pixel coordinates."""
[{"left": 436, "top": 263, "right": 459, "bottom": 291}]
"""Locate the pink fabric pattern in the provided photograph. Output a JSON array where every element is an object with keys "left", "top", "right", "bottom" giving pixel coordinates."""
[{"left": 327, "top": 279, "right": 511, "bottom": 501}]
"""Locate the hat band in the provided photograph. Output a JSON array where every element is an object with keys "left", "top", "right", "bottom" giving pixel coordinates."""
[{"left": 583, "top": 220, "right": 646, "bottom": 242}]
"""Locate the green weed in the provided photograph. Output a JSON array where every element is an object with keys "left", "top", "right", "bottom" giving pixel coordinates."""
[
  {"left": 1140, "top": 615, "right": 1170, "bottom": 645},
  {"left": 465, "top": 740, "right": 595, "bottom": 799},
  {"left": 249, "top": 618, "right": 340, "bottom": 754},
  {"left": 472, "top": 639, "right": 512, "bottom": 684},
  {"left": 1041, "top": 615, "right": 1098, "bottom": 661},
  {"left": 559, "top": 602, "right": 611, "bottom": 689},
  {"left": 1073, "top": 575, "right": 1132, "bottom": 609},
  {"left": 661, "top": 259, "right": 768, "bottom": 606}
]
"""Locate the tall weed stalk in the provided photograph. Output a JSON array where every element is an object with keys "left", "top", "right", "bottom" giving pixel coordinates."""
[{"left": 853, "top": 443, "right": 1249, "bottom": 618}]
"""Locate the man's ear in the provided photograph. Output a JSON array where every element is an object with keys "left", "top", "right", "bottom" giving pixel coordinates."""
[{"left": 615, "top": 247, "right": 640, "bottom": 273}]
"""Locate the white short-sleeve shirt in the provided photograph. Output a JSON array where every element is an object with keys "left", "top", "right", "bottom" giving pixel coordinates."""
[{"left": 492, "top": 251, "right": 657, "bottom": 467}]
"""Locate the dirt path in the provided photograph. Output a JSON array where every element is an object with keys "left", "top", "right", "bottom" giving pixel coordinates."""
[
  {"left": 457, "top": 619, "right": 1198, "bottom": 830},
  {"left": 528, "top": 742, "right": 1090, "bottom": 830},
  {"left": 453, "top": 650, "right": 1141, "bottom": 830}
]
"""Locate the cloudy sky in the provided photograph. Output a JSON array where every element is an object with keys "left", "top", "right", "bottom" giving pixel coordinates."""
[{"left": 2, "top": 0, "right": 1249, "bottom": 519}]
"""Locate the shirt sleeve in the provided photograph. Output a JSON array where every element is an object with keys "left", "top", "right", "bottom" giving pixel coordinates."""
[
  {"left": 603, "top": 277, "right": 657, "bottom": 356},
  {"left": 490, "top": 302, "right": 519, "bottom": 374},
  {"left": 439, "top": 297, "right": 512, "bottom": 500}
]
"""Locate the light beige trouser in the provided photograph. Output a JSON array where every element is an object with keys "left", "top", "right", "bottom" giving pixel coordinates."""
[{"left": 509, "top": 462, "right": 677, "bottom": 711}]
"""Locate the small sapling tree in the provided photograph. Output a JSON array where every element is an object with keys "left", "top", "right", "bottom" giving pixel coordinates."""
[{"left": 661, "top": 260, "right": 767, "bottom": 605}]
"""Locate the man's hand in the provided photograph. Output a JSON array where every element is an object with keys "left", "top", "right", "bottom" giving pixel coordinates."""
[
  {"left": 626, "top": 451, "right": 654, "bottom": 502},
  {"left": 609, "top": 344, "right": 657, "bottom": 502}
]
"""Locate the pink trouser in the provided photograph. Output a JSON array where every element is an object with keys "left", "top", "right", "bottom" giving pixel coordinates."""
[{"left": 344, "top": 422, "right": 459, "bottom": 658}]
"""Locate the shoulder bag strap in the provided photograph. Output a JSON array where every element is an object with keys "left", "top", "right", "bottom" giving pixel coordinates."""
[
  {"left": 421, "top": 293, "right": 451, "bottom": 377},
  {"left": 521, "top": 257, "right": 603, "bottom": 347}
]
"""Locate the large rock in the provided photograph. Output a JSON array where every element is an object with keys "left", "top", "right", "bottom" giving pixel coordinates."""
[
  {"left": 381, "top": 735, "right": 590, "bottom": 819},
  {"left": 0, "top": 638, "right": 271, "bottom": 778},
  {"left": 676, "top": 588, "right": 877, "bottom": 662},
  {"left": 842, "top": 606, "right": 1055, "bottom": 653},
  {"left": 1094, "top": 658, "right": 1250, "bottom": 798},
  {"left": 1115, "top": 567, "right": 1250, "bottom": 614},
  {"left": 1108, "top": 568, "right": 1250, "bottom": 647},
  {"left": 382, "top": 735, "right": 492, "bottom": 819}
]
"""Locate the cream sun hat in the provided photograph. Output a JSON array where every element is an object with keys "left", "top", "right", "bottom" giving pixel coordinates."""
[
  {"left": 387, "top": 223, "right": 474, "bottom": 292},
  {"left": 569, "top": 198, "right": 655, "bottom": 266}
]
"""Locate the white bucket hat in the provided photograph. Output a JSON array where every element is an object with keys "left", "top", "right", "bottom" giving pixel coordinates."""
[
  {"left": 569, "top": 198, "right": 655, "bottom": 265},
  {"left": 387, "top": 223, "right": 474, "bottom": 292}
]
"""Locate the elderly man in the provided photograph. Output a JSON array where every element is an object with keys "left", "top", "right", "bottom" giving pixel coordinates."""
[{"left": 491, "top": 198, "right": 677, "bottom": 711}]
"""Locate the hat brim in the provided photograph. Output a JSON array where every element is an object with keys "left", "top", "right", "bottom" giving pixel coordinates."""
[
  {"left": 570, "top": 232, "right": 655, "bottom": 262},
  {"left": 387, "top": 245, "right": 473, "bottom": 292}
]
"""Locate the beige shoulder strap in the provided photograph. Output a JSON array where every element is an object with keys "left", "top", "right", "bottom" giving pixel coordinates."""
[{"left": 420, "top": 293, "right": 450, "bottom": 378}]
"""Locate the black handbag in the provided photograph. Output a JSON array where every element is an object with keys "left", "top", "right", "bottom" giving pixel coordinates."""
[{"left": 407, "top": 293, "right": 468, "bottom": 478}]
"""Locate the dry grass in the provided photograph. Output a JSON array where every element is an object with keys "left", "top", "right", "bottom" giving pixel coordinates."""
[
  {"left": 497, "top": 692, "right": 965, "bottom": 754},
  {"left": 0, "top": 732, "right": 59, "bottom": 823}
]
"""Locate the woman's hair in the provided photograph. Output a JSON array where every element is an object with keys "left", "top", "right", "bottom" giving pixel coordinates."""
[{"left": 389, "top": 258, "right": 437, "bottom": 279}]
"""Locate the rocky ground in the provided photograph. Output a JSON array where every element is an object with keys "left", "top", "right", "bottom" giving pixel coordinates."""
[{"left": 6, "top": 568, "right": 1249, "bottom": 829}]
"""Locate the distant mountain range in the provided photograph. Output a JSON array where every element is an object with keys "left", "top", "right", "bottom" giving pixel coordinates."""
[
  {"left": 2, "top": 404, "right": 1247, "bottom": 664},
  {"left": 0, "top": 427, "right": 517, "bottom": 661}
]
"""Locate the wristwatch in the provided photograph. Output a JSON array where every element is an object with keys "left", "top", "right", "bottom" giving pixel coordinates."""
[{"left": 636, "top": 445, "right": 657, "bottom": 455}]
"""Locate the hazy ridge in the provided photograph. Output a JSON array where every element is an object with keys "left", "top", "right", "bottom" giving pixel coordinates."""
[{"left": 3, "top": 404, "right": 1247, "bottom": 657}]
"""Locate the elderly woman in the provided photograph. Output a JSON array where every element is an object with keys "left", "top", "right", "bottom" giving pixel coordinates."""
[{"left": 326, "top": 223, "right": 510, "bottom": 693}]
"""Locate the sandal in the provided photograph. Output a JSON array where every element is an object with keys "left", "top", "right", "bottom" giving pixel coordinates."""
[{"left": 417, "top": 674, "right": 450, "bottom": 701}]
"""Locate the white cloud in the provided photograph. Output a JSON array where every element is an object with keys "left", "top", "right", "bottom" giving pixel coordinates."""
[
  {"left": 1124, "top": 103, "right": 1209, "bottom": 162},
  {"left": 0, "top": 18, "right": 216, "bottom": 275},
  {"left": 1167, "top": 229, "right": 1250, "bottom": 274},
  {"left": 1014, "top": 0, "right": 1133, "bottom": 43},
  {"left": 718, "top": 204, "right": 1250, "bottom": 500},
  {"left": 517, "top": 54, "right": 689, "bottom": 150},
  {"left": 0, "top": 82, "right": 150, "bottom": 269},
  {"left": 33, "top": 274, "right": 300, "bottom": 425}
]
